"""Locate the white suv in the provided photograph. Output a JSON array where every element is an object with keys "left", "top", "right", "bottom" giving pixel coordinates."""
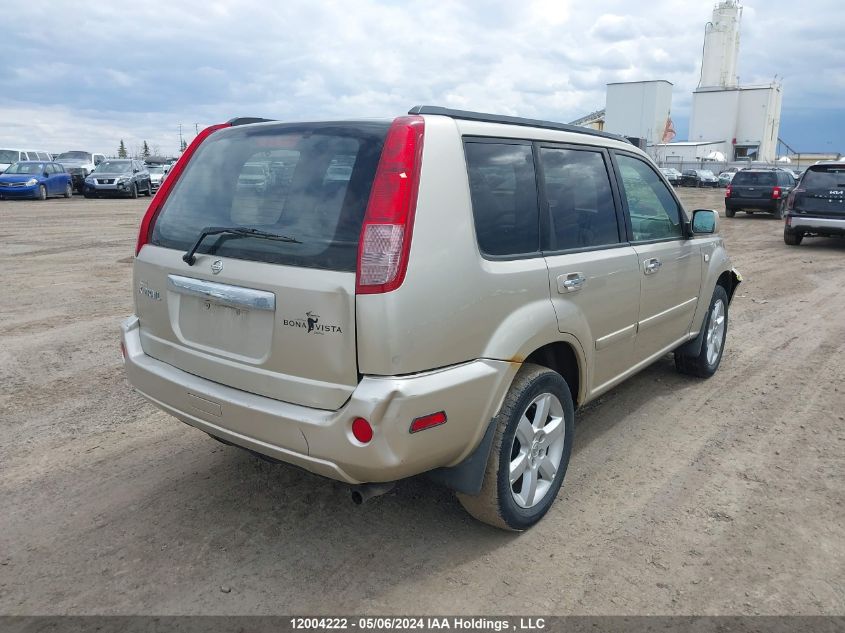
[{"left": 123, "top": 107, "right": 740, "bottom": 530}]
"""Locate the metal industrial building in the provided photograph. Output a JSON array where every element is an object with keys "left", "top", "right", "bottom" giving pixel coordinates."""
[{"left": 576, "top": 1, "right": 784, "bottom": 164}]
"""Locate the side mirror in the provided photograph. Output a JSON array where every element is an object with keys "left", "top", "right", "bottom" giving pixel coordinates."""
[
  {"left": 133, "top": 168, "right": 139, "bottom": 173},
  {"left": 43, "top": 172, "right": 50, "bottom": 178},
  {"left": 691, "top": 209, "right": 718, "bottom": 234}
]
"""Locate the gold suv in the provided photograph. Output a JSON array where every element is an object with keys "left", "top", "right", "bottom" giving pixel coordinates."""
[{"left": 123, "top": 106, "right": 740, "bottom": 530}]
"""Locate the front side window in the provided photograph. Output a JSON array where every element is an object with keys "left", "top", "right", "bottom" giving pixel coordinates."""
[
  {"left": 540, "top": 147, "right": 620, "bottom": 251},
  {"left": 616, "top": 154, "right": 683, "bottom": 242},
  {"left": 464, "top": 142, "right": 539, "bottom": 256}
]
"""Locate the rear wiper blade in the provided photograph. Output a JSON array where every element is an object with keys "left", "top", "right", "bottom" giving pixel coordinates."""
[{"left": 182, "top": 226, "right": 302, "bottom": 265}]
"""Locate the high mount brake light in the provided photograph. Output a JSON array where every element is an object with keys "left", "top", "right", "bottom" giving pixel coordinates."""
[
  {"left": 135, "top": 123, "right": 230, "bottom": 256},
  {"left": 356, "top": 115, "right": 425, "bottom": 295}
]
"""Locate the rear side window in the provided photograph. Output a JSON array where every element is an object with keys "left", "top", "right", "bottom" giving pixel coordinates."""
[
  {"left": 151, "top": 123, "right": 388, "bottom": 271},
  {"left": 539, "top": 147, "right": 620, "bottom": 251},
  {"left": 464, "top": 142, "right": 539, "bottom": 256},
  {"left": 802, "top": 167, "right": 845, "bottom": 189},
  {"left": 733, "top": 171, "right": 777, "bottom": 186}
]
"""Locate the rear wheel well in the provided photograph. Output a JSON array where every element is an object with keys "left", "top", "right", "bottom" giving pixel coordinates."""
[{"left": 524, "top": 342, "right": 581, "bottom": 407}]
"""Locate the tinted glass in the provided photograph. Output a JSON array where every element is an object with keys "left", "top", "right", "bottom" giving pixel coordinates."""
[
  {"left": 616, "top": 154, "right": 683, "bottom": 241},
  {"left": 57, "top": 151, "right": 91, "bottom": 160},
  {"left": 151, "top": 123, "right": 387, "bottom": 272},
  {"left": 732, "top": 171, "right": 777, "bottom": 186},
  {"left": 540, "top": 147, "right": 619, "bottom": 250},
  {"left": 802, "top": 167, "right": 845, "bottom": 189},
  {"left": 465, "top": 142, "right": 539, "bottom": 256},
  {"left": 97, "top": 160, "right": 132, "bottom": 173},
  {"left": 4, "top": 162, "right": 44, "bottom": 175}
]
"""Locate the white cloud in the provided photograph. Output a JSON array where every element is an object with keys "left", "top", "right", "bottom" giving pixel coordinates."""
[{"left": 0, "top": 0, "right": 841, "bottom": 154}]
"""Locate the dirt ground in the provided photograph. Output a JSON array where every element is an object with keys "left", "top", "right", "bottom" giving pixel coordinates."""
[{"left": 0, "top": 189, "right": 842, "bottom": 616}]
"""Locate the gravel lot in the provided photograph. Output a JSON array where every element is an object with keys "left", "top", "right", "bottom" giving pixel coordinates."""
[{"left": 0, "top": 189, "right": 842, "bottom": 615}]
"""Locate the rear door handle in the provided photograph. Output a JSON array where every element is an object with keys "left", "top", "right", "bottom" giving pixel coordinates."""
[
  {"left": 643, "top": 258, "right": 662, "bottom": 275},
  {"left": 557, "top": 272, "right": 586, "bottom": 293}
]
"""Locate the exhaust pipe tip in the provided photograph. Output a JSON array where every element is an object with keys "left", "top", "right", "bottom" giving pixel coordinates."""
[{"left": 350, "top": 482, "right": 396, "bottom": 505}]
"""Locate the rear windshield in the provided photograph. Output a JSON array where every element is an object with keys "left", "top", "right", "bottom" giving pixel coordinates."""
[
  {"left": 151, "top": 122, "right": 388, "bottom": 271},
  {"left": 732, "top": 171, "right": 777, "bottom": 186},
  {"left": 802, "top": 167, "right": 845, "bottom": 189}
]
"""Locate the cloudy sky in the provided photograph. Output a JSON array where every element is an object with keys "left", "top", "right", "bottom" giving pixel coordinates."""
[{"left": 1, "top": 0, "right": 842, "bottom": 157}]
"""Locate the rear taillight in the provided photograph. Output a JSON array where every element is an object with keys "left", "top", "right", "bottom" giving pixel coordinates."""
[
  {"left": 356, "top": 115, "right": 425, "bottom": 294},
  {"left": 135, "top": 123, "right": 230, "bottom": 256},
  {"left": 771, "top": 186, "right": 782, "bottom": 199},
  {"left": 725, "top": 185, "right": 732, "bottom": 198}
]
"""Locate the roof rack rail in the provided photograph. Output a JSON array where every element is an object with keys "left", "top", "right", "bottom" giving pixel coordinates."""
[
  {"left": 408, "top": 105, "right": 630, "bottom": 144},
  {"left": 226, "top": 117, "right": 275, "bottom": 126}
]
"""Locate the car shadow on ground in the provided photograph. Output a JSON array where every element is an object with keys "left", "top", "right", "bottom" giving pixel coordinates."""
[{"left": 93, "top": 356, "right": 695, "bottom": 599}]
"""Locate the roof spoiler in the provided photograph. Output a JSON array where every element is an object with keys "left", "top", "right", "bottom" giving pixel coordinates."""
[{"left": 226, "top": 117, "right": 276, "bottom": 127}]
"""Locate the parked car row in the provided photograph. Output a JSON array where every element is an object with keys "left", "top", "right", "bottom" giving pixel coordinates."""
[{"left": 0, "top": 153, "right": 174, "bottom": 200}]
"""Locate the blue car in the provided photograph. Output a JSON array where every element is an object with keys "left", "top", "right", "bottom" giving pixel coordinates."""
[{"left": 0, "top": 161, "right": 73, "bottom": 200}]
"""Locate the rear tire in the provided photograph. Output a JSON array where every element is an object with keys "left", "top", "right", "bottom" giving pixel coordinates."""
[
  {"left": 725, "top": 207, "right": 736, "bottom": 218},
  {"left": 784, "top": 228, "right": 803, "bottom": 246},
  {"left": 675, "top": 285, "right": 729, "bottom": 378},
  {"left": 774, "top": 199, "right": 786, "bottom": 220},
  {"left": 457, "top": 363, "right": 574, "bottom": 531}
]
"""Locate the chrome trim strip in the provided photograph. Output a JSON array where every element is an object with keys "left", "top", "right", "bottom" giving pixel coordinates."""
[
  {"left": 595, "top": 323, "right": 637, "bottom": 351},
  {"left": 637, "top": 297, "right": 698, "bottom": 332},
  {"left": 791, "top": 217, "right": 845, "bottom": 230},
  {"left": 167, "top": 275, "right": 275, "bottom": 311}
]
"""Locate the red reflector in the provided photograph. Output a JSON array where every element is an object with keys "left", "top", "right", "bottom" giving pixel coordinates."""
[
  {"left": 351, "top": 418, "right": 374, "bottom": 444},
  {"left": 409, "top": 411, "right": 447, "bottom": 434}
]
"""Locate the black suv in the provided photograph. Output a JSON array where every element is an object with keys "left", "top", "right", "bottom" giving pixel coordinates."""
[
  {"left": 784, "top": 162, "right": 845, "bottom": 245},
  {"left": 725, "top": 168, "right": 795, "bottom": 219}
]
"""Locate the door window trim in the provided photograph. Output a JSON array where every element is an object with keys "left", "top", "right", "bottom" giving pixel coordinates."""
[
  {"left": 609, "top": 149, "right": 690, "bottom": 245},
  {"left": 534, "top": 141, "right": 628, "bottom": 257},
  {"left": 462, "top": 136, "right": 543, "bottom": 261}
]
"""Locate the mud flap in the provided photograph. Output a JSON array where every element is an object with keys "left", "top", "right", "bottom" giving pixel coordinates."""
[{"left": 425, "top": 417, "right": 497, "bottom": 495}]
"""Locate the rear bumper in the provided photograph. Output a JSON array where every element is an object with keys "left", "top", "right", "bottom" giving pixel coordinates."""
[
  {"left": 725, "top": 198, "right": 778, "bottom": 211},
  {"left": 122, "top": 316, "right": 515, "bottom": 484},
  {"left": 787, "top": 214, "right": 845, "bottom": 235}
]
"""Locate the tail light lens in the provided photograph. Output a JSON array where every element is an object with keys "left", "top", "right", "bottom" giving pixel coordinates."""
[
  {"left": 135, "top": 123, "right": 230, "bottom": 255},
  {"left": 356, "top": 115, "right": 425, "bottom": 294},
  {"left": 786, "top": 188, "right": 803, "bottom": 211},
  {"left": 725, "top": 185, "right": 732, "bottom": 198},
  {"left": 771, "top": 186, "right": 782, "bottom": 199}
]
